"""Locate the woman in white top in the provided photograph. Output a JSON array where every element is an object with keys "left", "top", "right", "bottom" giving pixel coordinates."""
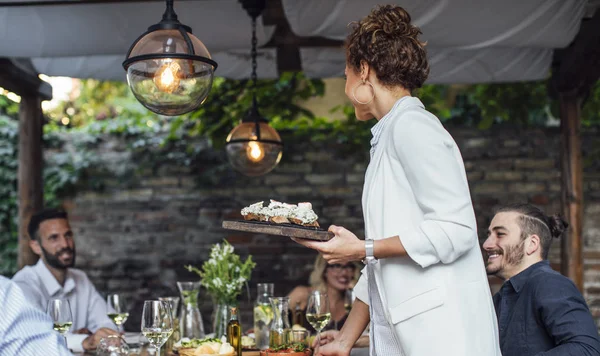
[{"left": 295, "top": 5, "right": 501, "bottom": 356}]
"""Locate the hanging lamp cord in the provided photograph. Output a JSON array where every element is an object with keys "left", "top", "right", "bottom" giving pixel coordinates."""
[
  {"left": 250, "top": 14, "right": 262, "bottom": 140},
  {"left": 251, "top": 16, "right": 258, "bottom": 92}
]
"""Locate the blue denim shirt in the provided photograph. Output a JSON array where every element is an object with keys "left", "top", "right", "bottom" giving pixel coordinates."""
[{"left": 494, "top": 260, "right": 600, "bottom": 355}]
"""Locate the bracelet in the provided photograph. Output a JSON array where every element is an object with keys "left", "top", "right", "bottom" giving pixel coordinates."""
[{"left": 365, "top": 239, "right": 375, "bottom": 262}]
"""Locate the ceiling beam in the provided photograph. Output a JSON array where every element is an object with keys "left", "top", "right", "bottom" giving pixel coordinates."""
[
  {"left": 550, "top": 10, "right": 600, "bottom": 98},
  {"left": 0, "top": 59, "right": 52, "bottom": 100},
  {"left": 0, "top": 0, "right": 201, "bottom": 6},
  {"left": 262, "top": 0, "right": 343, "bottom": 74}
]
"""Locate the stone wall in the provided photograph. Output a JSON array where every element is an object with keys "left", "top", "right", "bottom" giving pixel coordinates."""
[{"left": 53, "top": 127, "right": 600, "bottom": 331}]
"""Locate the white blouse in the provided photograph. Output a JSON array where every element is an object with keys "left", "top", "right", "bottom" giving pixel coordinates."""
[{"left": 354, "top": 96, "right": 501, "bottom": 356}]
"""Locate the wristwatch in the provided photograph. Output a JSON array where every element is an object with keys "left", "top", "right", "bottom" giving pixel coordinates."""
[{"left": 364, "top": 239, "right": 375, "bottom": 263}]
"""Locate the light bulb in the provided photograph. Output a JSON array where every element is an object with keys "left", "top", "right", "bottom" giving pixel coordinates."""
[
  {"left": 247, "top": 141, "right": 265, "bottom": 162},
  {"left": 154, "top": 60, "right": 181, "bottom": 93}
]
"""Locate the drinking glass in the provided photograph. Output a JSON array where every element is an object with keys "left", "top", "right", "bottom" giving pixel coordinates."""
[
  {"left": 141, "top": 300, "right": 174, "bottom": 356},
  {"left": 47, "top": 298, "right": 73, "bottom": 346},
  {"left": 97, "top": 335, "right": 130, "bottom": 356},
  {"left": 107, "top": 294, "right": 129, "bottom": 333},
  {"left": 305, "top": 291, "right": 330, "bottom": 354}
]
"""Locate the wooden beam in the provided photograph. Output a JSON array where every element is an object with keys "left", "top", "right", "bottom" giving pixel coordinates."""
[
  {"left": 559, "top": 91, "right": 584, "bottom": 291},
  {"left": 0, "top": 59, "right": 52, "bottom": 100},
  {"left": 18, "top": 95, "right": 44, "bottom": 268},
  {"left": 262, "top": 0, "right": 343, "bottom": 74},
  {"left": 551, "top": 11, "right": 600, "bottom": 98}
]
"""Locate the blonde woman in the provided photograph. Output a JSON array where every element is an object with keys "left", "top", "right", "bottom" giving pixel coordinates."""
[{"left": 288, "top": 254, "right": 360, "bottom": 333}]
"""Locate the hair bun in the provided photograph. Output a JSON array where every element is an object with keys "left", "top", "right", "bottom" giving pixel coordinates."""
[
  {"left": 369, "top": 5, "right": 421, "bottom": 38},
  {"left": 548, "top": 214, "right": 568, "bottom": 238}
]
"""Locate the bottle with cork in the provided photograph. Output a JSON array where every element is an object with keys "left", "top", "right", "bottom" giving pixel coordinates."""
[{"left": 227, "top": 307, "right": 242, "bottom": 356}]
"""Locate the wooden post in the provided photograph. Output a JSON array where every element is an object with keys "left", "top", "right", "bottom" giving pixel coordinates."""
[
  {"left": 559, "top": 91, "right": 584, "bottom": 291},
  {"left": 18, "top": 95, "right": 44, "bottom": 268}
]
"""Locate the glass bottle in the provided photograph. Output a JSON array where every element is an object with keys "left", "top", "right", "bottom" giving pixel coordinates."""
[
  {"left": 177, "top": 281, "right": 205, "bottom": 339},
  {"left": 269, "top": 296, "right": 291, "bottom": 349},
  {"left": 227, "top": 307, "right": 242, "bottom": 356},
  {"left": 254, "top": 283, "right": 274, "bottom": 350},
  {"left": 292, "top": 301, "right": 302, "bottom": 327}
]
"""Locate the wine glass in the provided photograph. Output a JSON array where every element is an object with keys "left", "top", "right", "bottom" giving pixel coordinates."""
[
  {"left": 47, "top": 298, "right": 73, "bottom": 346},
  {"left": 305, "top": 291, "right": 330, "bottom": 354},
  {"left": 344, "top": 288, "right": 355, "bottom": 313},
  {"left": 141, "top": 300, "right": 174, "bottom": 355},
  {"left": 107, "top": 294, "right": 129, "bottom": 333}
]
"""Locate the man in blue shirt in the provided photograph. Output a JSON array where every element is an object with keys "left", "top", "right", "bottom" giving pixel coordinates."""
[
  {"left": 483, "top": 203, "right": 600, "bottom": 355},
  {"left": 0, "top": 276, "right": 71, "bottom": 355}
]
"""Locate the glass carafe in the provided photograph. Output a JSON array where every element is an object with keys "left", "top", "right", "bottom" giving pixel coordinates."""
[
  {"left": 159, "top": 296, "right": 180, "bottom": 355},
  {"left": 254, "top": 283, "right": 274, "bottom": 350},
  {"left": 269, "top": 297, "right": 291, "bottom": 349},
  {"left": 177, "top": 281, "right": 205, "bottom": 339}
]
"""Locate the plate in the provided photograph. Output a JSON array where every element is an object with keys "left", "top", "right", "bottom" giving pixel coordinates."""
[{"left": 222, "top": 220, "right": 333, "bottom": 241}]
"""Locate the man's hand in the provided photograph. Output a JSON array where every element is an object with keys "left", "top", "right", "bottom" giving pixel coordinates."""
[
  {"left": 82, "top": 328, "right": 119, "bottom": 351},
  {"left": 293, "top": 225, "right": 365, "bottom": 264}
]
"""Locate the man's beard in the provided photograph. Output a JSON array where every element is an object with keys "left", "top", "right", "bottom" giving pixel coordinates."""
[
  {"left": 485, "top": 239, "right": 525, "bottom": 278},
  {"left": 41, "top": 245, "right": 75, "bottom": 269}
]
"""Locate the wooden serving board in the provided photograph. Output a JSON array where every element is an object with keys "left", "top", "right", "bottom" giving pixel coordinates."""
[{"left": 222, "top": 220, "right": 333, "bottom": 241}]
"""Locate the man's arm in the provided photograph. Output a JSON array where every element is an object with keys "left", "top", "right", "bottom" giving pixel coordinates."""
[
  {"left": 0, "top": 277, "right": 71, "bottom": 356},
  {"left": 84, "top": 275, "right": 117, "bottom": 332},
  {"left": 534, "top": 276, "right": 600, "bottom": 356}
]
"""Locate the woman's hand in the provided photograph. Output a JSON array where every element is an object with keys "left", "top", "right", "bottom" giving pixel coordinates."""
[
  {"left": 314, "top": 330, "right": 339, "bottom": 347},
  {"left": 313, "top": 330, "right": 351, "bottom": 356},
  {"left": 293, "top": 225, "right": 365, "bottom": 264}
]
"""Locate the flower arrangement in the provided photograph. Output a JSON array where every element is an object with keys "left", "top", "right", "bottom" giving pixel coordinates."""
[{"left": 186, "top": 240, "right": 256, "bottom": 305}]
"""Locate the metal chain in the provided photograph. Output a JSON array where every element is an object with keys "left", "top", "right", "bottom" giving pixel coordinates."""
[{"left": 251, "top": 16, "right": 258, "bottom": 90}]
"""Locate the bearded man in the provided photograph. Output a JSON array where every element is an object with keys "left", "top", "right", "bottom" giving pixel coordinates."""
[
  {"left": 483, "top": 203, "right": 600, "bottom": 355},
  {"left": 12, "top": 208, "right": 118, "bottom": 353}
]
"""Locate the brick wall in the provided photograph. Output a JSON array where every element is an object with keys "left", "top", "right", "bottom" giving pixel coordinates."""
[{"left": 53, "top": 127, "right": 600, "bottom": 331}]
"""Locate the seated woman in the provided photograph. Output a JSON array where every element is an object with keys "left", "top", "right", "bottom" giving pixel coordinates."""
[{"left": 287, "top": 254, "right": 360, "bottom": 333}]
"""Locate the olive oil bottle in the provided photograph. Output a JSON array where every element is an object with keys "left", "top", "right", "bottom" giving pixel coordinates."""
[{"left": 227, "top": 307, "right": 242, "bottom": 356}]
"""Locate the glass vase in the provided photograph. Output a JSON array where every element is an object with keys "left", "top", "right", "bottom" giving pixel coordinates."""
[
  {"left": 213, "top": 303, "right": 236, "bottom": 339},
  {"left": 177, "top": 281, "right": 205, "bottom": 339}
]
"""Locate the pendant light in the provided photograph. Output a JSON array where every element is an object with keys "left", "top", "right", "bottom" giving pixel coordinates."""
[
  {"left": 123, "top": 0, "right": 218, "bottom": 116},
  {"left": 225, "top": 0, "right": 283, "bottom": 177}
]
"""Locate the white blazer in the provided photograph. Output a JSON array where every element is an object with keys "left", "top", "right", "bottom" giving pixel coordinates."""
[{"left": 353, "top": 97, "right": 501, "bottom": 356}]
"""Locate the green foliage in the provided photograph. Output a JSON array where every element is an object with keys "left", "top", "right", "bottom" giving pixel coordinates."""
[
  {"left": 45, "top": 79, "right": 152, "bottom": 127},
  {"left": 0, "top": 95, "right": 19, "bottom": 118},
  {"left": 0, "top": 116, "right": 19, "bottom": 276},
  {"left": 171, "top": 72, "right": 326, "bottom": 147},
  {"left": 186, "top": 240, "right": 256, "bottom": 305}
]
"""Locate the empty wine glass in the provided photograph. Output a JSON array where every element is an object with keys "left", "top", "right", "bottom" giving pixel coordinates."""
[
  {"left": 47, "top": 298, "right": 73, "bottom": 346},
  {"left": 141, "top": 300, "right": 174, "bottom": 355},
  {"left": 107, "top": 294, "right": 128, "bottom": 333},
  {"left": 306, "top": 291, "right": 330, "bottom": 354}
]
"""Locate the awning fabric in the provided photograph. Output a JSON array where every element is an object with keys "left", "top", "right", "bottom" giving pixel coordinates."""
[{"left": 0, "top": 0, "right": 589, "bottom": 83}]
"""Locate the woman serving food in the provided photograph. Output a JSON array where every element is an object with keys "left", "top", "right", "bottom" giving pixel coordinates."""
[{"left": 294, "top": 5, "right": 501, "bottom": 356}]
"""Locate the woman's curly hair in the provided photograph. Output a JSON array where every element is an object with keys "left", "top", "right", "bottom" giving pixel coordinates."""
[{"left": 346, "top": 5, "right": 430, "bottom": 91}]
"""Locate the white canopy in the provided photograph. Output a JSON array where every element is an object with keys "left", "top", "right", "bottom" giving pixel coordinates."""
[{"left": 0, "top": 0, "right": 592, "bottom": 83}]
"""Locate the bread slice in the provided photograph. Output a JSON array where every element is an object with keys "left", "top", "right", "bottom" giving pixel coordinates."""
[{"left": 270, "top": 216, "right": 291, "bottom": 224}]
